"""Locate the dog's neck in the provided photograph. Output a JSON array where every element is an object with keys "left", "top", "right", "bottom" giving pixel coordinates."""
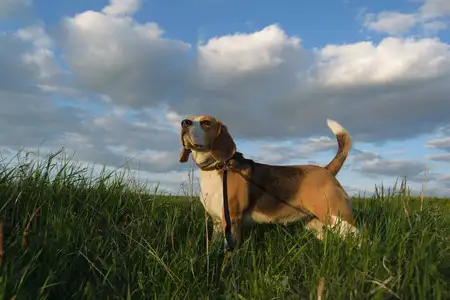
[
  {"left": 190, "top": 149, "right": 250, "bottom": 172},
  {"left": 191, "top": 150, "right": 219, "bottom": 170}
]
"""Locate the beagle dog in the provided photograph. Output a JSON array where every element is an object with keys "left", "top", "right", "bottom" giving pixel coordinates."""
[{"left": 179, "top": 116, "right": 360, "bottom": 249}]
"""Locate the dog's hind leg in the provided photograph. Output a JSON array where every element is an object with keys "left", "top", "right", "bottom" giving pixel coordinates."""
[{"left": 305, "top": 217, "right": 325, "bottom": 240}]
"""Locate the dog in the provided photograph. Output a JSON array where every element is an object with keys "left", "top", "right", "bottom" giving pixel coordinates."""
[{"left": 179, "top": 115, "right": 360, "bottom": 249}]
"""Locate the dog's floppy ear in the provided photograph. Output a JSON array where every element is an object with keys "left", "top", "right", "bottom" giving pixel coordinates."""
[
  {"left": 179, "top": 148, "right": 191, "bottom": 163},
  {"left": 179, "top": 130, "right": 191, "bottom": 163},
  {"left": 210, "top": 121, "right": 236, "bottom": 162}
]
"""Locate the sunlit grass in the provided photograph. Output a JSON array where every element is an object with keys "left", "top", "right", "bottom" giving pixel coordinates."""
[{"left": 0, "top": 149, "right": 449, "bottom": 299}]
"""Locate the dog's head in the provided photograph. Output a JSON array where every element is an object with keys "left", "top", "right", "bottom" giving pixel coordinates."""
[{"left": 179, "top": 115, "right": 236, "bottom": 163}]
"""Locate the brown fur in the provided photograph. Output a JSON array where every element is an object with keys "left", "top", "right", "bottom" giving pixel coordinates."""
[
  {"left": 325, "top": 132, "right": 352, "bottom": 176},
  {"left": 179, "top": 116, "right": 358, "bottom": 248},
  {"left": 210, "top": 122, "right": 236, "bottom": 162}
]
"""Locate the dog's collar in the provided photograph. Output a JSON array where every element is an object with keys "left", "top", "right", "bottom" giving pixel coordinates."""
[
  {"left": 195, "top": 156, "right": 219, "bottom": 170},
  {"left": 196, "top": 152, "right": 242, "bottom": 171}
]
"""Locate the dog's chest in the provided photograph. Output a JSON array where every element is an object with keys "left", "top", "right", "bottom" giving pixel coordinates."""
[{"left": 198, "top": 170, "right": 224, "bottom": 219}]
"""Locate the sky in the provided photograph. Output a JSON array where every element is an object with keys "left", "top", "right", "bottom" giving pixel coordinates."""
[{"left": 0, "top": 0, "right": 449, "bottom": 197}]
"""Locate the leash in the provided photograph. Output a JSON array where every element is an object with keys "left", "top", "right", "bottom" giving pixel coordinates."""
[
  {"left": 222, "top": 161, "right": 234, "bottom": 252},
  {"left": 220, "top": 161, "right": 240, "bottom": 299}
]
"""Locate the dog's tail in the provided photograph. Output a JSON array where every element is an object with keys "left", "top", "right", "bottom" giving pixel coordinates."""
[{"left": 324, "top": 119, "right": 352, "bottom": 176}]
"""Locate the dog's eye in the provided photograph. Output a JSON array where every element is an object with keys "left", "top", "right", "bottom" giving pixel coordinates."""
[
  {"left": 181, "top": 119, "right": 192, "bottom": 128},
  {"left": 201, "top": 120, "right": 211, "bottom": 126}
]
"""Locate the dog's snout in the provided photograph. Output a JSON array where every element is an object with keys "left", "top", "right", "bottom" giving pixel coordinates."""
[{"left": 181, "top": 119, "right": 192, "bottom": 128}]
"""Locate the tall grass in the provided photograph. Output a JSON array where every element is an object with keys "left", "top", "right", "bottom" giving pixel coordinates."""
[{"left": 0, "top": 150, "right": 449, "bottom": 299}]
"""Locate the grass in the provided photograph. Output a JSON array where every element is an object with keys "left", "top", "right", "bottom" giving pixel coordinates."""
[{"left": 0, "top": 150, "right": 449, "bottom": 299}]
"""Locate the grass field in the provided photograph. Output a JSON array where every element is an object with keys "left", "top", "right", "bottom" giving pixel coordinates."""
[{"left": 0, "top": 151, "right": 449, "bottom": 299}]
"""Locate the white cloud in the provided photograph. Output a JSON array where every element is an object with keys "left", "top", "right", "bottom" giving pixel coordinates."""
[
  {"left": 314, "top": 37, "right": 450, "bottom": 86},
  {"left": 60, "top": 7, "right": 191, "bottom": 108},
  {"left": 15, "top": 26, "right": 61, "bottom": 80},
  {"left": 60, "top": 106, "right": 184, "bottom": 173},
  {"left": 189, "top": 32, "right": 450, "bottom": 143},
  {"left": 362, "top": 0, "right": 450, "bottom": 36},
  {"left": 197, "top": 24, "right": 305, "bottom": 78},
  {"left": 422, "top": 20, "right": 448, "bottom": 33},
  {"left": 363, "top": 12, "right": 418, "bottom": 35},
  {"left": 164, "top": 110, "right": 183, "bottom": 130},
  {"left": 16, "top": 25, "right": 51, "bottom": 48},
  {"left": 426, "top": 137, "right": 450, "bottom": 151},
  {"left": 419, "top": 0, "right": 450, "bottom": 19},
  {"left": 50, "top": 1, "right": 450, "bottom": 143},
  {"left": 102, "top": 0, "right": 141, "bottom": 17}
]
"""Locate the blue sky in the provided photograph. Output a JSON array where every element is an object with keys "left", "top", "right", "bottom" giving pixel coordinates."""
[
  {"left": 1, "top": 0, "right": 449, "bottom": 196},
  {"left": 31, "top": 0, "right": 449, "bottom": 46}
]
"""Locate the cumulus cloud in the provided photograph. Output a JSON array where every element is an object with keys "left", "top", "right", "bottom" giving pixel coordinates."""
[
  {"left": 49, "top": 0, "right": 450, "bottom": 144},
  {"left": 0, "top": 90, "right": 183, "bottom": 175},
  {"left": 0, "top": 13, "right": 189, "bottom": 180},
  {"left": 197, "top": 24, "right": 307, "bottom": 83},
  {"left": 177, "top": 29, "right": 450, "bottom": 143},
  {"left": 363, "top": 12, "right": 418, "bottom": 35},
  {"left": 422, "top": 20, "right": 448, "bottom": 33},
  {"left": 0, "top": 35, "right": 37, "bottom": 92},
  {"left": 15, "top": 26, "right": 62, "bottom": 81},
  {"left": 426, "top": 137, "right": 450, "bottom": 151},
  {"left": 362, "top": 0, "right": 450, "bottom": 36},
  {"left": 315, "top": 37, "right": 450, "bottom": 86},
  {"left": 419, "top": 0, "right": 450, "bottom": 19},
  {"left": 65, "top": 107, "right": 183, "bottom": 173},
  {"left": 59, "top": 7, "right": 191, "bottom": 108},
  {"left": 1, "top": 0, "right": 450, "bottom": 195},
  {"left": 102, "top": 0, "right": 141, "bottom": 17}
]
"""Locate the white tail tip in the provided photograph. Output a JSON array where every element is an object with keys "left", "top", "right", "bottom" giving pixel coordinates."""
[{"left": 327, "top": 118, "right": 346, "bottom": 135}]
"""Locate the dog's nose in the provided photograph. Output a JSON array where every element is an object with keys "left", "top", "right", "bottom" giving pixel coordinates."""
[{"left": 181, "top": 119, "right": 192, "bottom": 128}]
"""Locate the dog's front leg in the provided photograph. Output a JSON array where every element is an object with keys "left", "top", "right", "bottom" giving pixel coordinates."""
[
  {"left": 221, "top": 169, "right": 250, "bottom": 251},
  {"left": 222, "top": 211, "right": 243, "bottom": 251},
  {"left": 210, "top": 215, "right": 241, "bottom": 250},
  {"left": 210, "top": 217, "right": 224, "bottom": 245}
]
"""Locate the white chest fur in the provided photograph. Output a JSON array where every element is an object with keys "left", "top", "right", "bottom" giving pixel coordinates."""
[
  {"left": 191, "top": 151, "right": 225, "bottom": 220},
  {"left": 198, "top": 169, "right": 224, "bottom": 219}
]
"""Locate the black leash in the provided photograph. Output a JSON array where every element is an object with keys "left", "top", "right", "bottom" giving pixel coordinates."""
[
  {"left": 221, "top": 162, "right": 240, "bottom": 299},
  {"left": 222, "top": 163, "right": 234, "bottom": 252}
]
